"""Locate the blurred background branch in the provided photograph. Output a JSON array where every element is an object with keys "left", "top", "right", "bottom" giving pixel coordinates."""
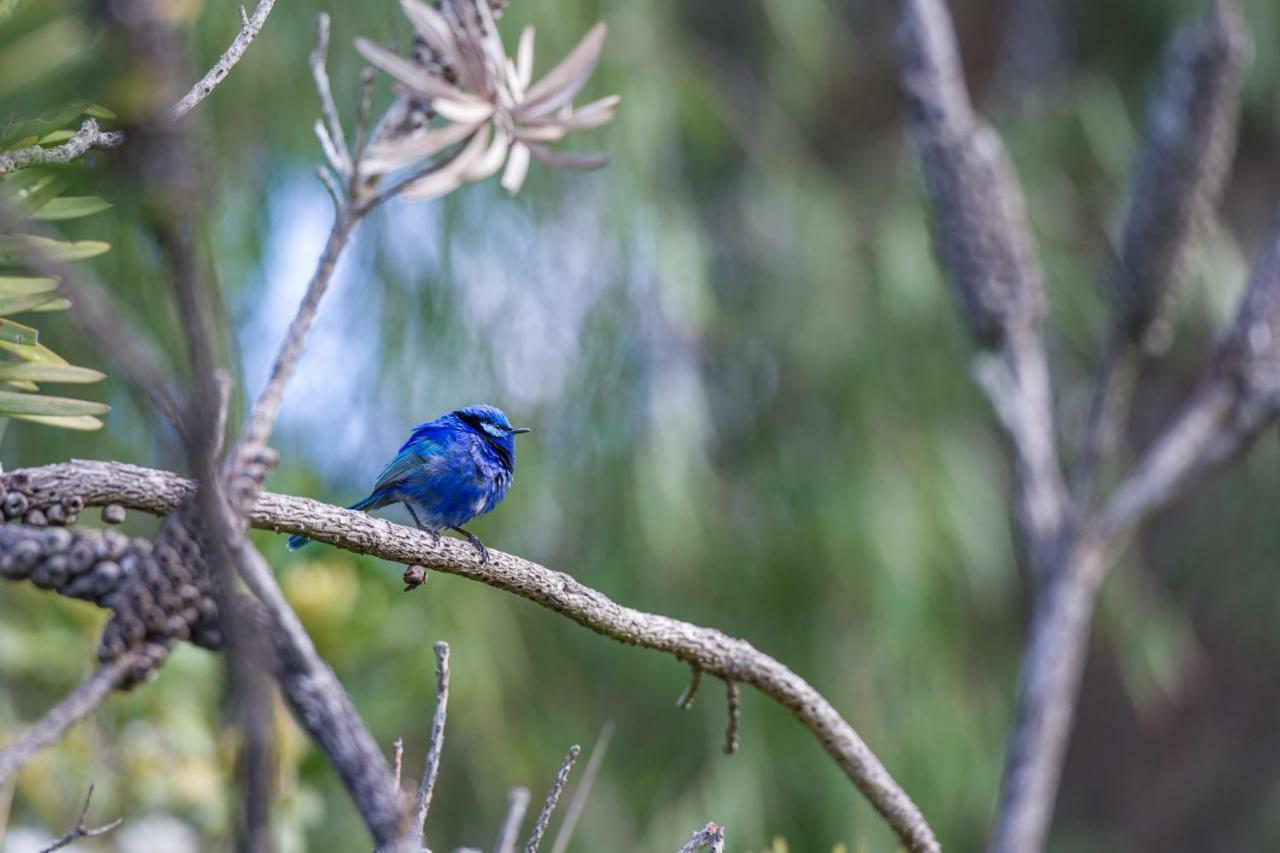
[{"left": 898, "top": 0, "right": 1274, "bottom": 851}]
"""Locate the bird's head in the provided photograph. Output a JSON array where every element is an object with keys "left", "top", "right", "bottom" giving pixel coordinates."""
[{"left": 452, "top": 404, "right": 530, "bottom": 463}]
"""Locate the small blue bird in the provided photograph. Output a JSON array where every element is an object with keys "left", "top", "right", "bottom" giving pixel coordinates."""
[{"left": 287, "top": 404, "right": 529, "bottom": 563}]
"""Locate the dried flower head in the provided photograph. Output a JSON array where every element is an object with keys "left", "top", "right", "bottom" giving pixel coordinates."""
[{"left": 356, "top": 0, "right": 618, "bottom": 198}]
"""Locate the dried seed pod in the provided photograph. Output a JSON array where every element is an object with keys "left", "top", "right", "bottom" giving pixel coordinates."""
[
  {"left": 4, "top": 491, "right": 29, "bottom": 519},
  {"left": 12, "top": 539, "right": 42, "bottom": 573},
  {"left": 403, "top": 564, "right": 428, "bottom": 591},
  {"left": 192, "top": 625, "right": 223, "bottom": 650},
  {"left": 105, "top": 531, "right": 131, "bottom": 560},
  {"left": 8, "top": 471, "right": 32, "bottom": 494},
  {"left": 43, "top": 527, "right": 72, "bottom": 552},
  {"left": 62, "top": 495, "right": 84, "bottom": 514},
  {"left": 898, "top": 0, "right": 1047, "bottom": 345},
  {"left": 96, "top": 560, "right": 123, "bottom": 586},
  {"left": 128, "top": 583, "right": 156, "bottom": 613},
  {"left": 31, "top": 555, "right": 69, "bottom": 589},
  {"left": 1113, "top": 0, "right": 1249, "bottom": 350},
  {"left": 142, "top": 605, "right": 168, "bottom": 634},
  {"left": 62, "top": 573, "right": 100, "bottom": 601},
  {"left": 98, "top": 633, "right": 126, "bottom": 663},
  {"left": 45, "top": 503, "right": 67, "bottom": 526},
  {"left": 166, "top": 615, "right": 191, "bottom": 641},
  {"left": 67, "top": 541, "right": 97, "bottom": 574},
  {"left": 23, "top": 509, "right": 46, "bottom": 527},
  {"left": 102, "top": 503, "right": 127, "bottom": 525}
]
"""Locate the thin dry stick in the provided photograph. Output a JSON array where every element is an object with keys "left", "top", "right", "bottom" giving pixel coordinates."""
[
  {"left": 549, "top": 722, "right": 614, "bottom": 853},
  {"left": 523, "top": 746, "right": 581, "bottom": 853},
  {"left": 172, "top": 0, "right": 279, "bottom": 119},
  {"left": 414, "top": 641, "right": 452, "bottom": 843},
  {"left": 493, "top": 787, "right": 531, "bottom": 853},
  {"left": 37, "top": 785, "right": 123, "bottom": 853},
  {"left": 7, "top": 459, "right": 943, "bottom": 853},
  {"left": 310, "top": 13, "right": 353, "bottom": 179},
  {"left": 0, "top": 655, "right": 135, "bottom": 784},
  {"left": 392, "top": 738, "right": 405, "bottom": 790},
  {"left": 1073, "top": 329, "right": 1135, "bottom": 505},
  {"left": 722, "top": 681, "right": 741, "bottom": 755},
  {"left": 0, "top": 119, "right": 123, "bottom": 176}
]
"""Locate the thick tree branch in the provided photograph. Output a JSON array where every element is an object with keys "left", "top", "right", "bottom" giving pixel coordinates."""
[{"left": 7, "top": 458, "right": 940, "bottom": 853}]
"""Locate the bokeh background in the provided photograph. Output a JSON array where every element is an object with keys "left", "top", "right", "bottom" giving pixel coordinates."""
[{"left": 3, "top": 0, "right": 1280, "bottom": 850}]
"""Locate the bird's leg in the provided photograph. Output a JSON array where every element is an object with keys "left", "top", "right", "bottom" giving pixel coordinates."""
[
  {"left": 404, "top": 503, "right": 441, "bottom": 547},
  {"left": 449, "top": 525, "right": 489, "bottom": 564}
]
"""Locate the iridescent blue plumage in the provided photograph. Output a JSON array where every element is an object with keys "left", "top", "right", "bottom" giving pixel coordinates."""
[{"left": 287, "top": 404, "right": 529, "bottom": 562}]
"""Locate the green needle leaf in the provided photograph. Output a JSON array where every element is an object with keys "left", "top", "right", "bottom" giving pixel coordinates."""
[
  {"left": 0, "top": 388, "right": 108, "bottom": 416},
  {"left": 0, "top": 276, "right": 59, "bottom": 295},
  {"left": 0, "top": 234, "right": 111, "bottom": 265},
  {"left": 0, "top": 363, "right": 103, "bottom": 383},
  {"left": 0, "top": 317, "right": 38, "bottom": 344},
  {"left": 0, "top": 290, "right": 63, "bottom": 315},
  {"left": 8, "top": 413, "right": 103, "bottom": 431},
  {"left": 30, "top": 196, "right": 112, "bottom": 221}
]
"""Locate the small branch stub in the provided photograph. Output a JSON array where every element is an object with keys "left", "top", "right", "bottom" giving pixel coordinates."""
[
  {"left": 414, "top": 641, "right": 452, "bottom": 843},
  {"left": 676, "top": 663, "right": 702, "bottom": 710},
  {"left": 723, "top": 680, "right": 741, "bottom": 756}
]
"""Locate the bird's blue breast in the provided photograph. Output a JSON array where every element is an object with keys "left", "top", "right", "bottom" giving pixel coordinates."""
[{"left": 379, "top": 421, "right": 514, "bottom": 530}]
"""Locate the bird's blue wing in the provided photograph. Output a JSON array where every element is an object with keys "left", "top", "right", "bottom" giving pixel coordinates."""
[{"left": 371, "top": 430, "right": 448, "bottom": 495}]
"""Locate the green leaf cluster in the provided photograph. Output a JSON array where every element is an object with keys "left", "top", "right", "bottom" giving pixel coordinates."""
[{"left": 0, "top": 102, "right": 114, "bottom": 431}]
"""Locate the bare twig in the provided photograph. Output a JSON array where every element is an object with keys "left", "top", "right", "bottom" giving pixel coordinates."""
[
  {"left": 0, "top": 656, "right": 136, "bottom": 784},
  {"left": 676, "top": 664, "right": 701, "bottom": 710},
  {"left": 310, "top": 13, "right": 353, "bottom": 178},
  {"left": 414, "top": 641, "right": 452, "bottom": 844},
  {"left": 229, "top": 193, "right": 360, "bottom": 462},
  {"left": 549, "top": 722, "right": 614, "bottom": 853},
  {"left": 0, "top": 119, "right": 123, "bottom": 176},
  {"left": 677, "top": 822, "right": 726, "bottom": 853},
  {"left": 351, "top": 68, "right": 378, "bottom": 180},
  {"left": 722, "top": 681, "right": 741, "bottom": 756},
  {"left": 1072, "top": 329, "right": 1133, "bottom": 505},
  {"left": 172, "top": 0, "right": 280, "bottom": 119},
  {"left": 7, "top": 458, "right": 942, "bottom": 853},
  {"left": 971, "top": 333, "right": 1069, "bottom": 574},
  {"left": 523, "top": 745, "right": 580, "bottom": 853},
  {"left": 392, "top": 738, "right": 405, "bottom": 790},
  {"left": 493, "top": 787, "right": 531, "bottom": 853},
  {"left": 37, "top": 785, "right": 123, "bottom": 853}
]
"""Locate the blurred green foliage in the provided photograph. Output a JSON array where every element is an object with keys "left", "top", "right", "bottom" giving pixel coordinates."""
[{"left": 2, "top": 0, "right": 1280, "bottom": 851}]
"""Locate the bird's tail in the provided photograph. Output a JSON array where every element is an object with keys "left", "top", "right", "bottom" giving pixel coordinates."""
[{"left": 286, "top": 492, "right": 387, "bottom": 550}]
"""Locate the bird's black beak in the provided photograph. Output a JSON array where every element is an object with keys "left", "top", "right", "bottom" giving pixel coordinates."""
[{"left": 511, "top": 426, "right": 531, "bottom": 435}]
